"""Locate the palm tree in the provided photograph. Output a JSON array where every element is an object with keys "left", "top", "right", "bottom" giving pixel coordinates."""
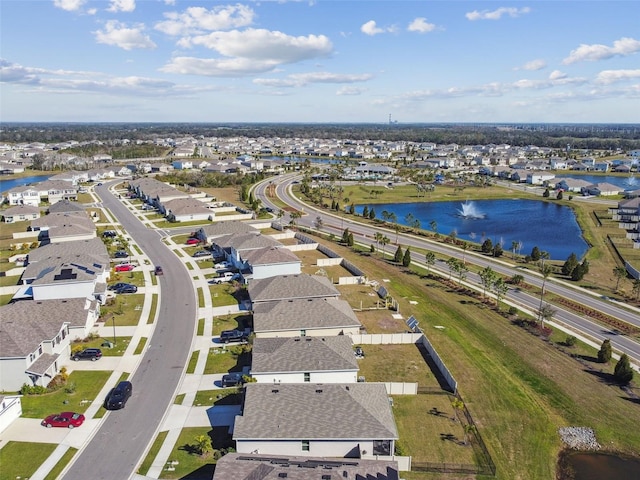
[
  {"left": 460, "top": 241, "right": 469, "bottom": 264},
  {"left": 492, "top": 277, "right": 509, "bottom": 310},
  {"left": 380, "top": 235, "right": 390, "bottom": 258},
  {"left": 511, "top": 240, "right": 519, "bottom": 260},
  {"left": 429, "top": 220, "right": 438, "bottom": 237},
  {"left": 537, "top": 264, "right": 553, "bottom": 324},
  {"left": 613, "top": 266, "right": 627, "bottom": 292},
  {"left": 479, "top": 266, "right": 496, "bottom": 299},
  {"left": 374, "top": 232, "right": 384, "bottom": 254}
]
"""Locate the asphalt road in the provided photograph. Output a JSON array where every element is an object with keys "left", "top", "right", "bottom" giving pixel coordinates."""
[
  {"left": 255, "top": 174, "right": 640, "bottom": 366},
  {"left": 62, "top": 184, "right": 197, "bottom": 480}
]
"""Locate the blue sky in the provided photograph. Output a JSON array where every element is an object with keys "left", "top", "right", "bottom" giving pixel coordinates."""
[{"left": 1, "top": 1, "right": 639, "bottom": 123}]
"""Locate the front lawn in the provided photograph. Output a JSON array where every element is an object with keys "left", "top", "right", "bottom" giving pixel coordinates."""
[
  {"left": 0, "top": 441, "right": 57, "bottom": 480},
  {"left": 203, "top": 346, "right": 250, "bottom": 375},
  {"left": 19, "top": 370, "right": 112, "bottom": 418},
  {"left": 71, "top": 336, "right": 131, "bottom": 356},
  {"left": 100, "top": 294, "right": 145, "bottom": 326}
]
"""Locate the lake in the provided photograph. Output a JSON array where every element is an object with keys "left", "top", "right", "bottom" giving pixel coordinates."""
[
  {"left": 565, "top": 452, "right": 640, "bottom": 480},
  {"left": 0, "top": 174, "right": 52, "bottom": 194},
  {"left": 356, "top": 199, "right": 589, "bottom": 260}
]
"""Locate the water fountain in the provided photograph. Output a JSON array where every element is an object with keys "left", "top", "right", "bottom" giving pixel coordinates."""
[
  {"left": 458, "top": 200, "right": 486, "bottom": 219},
  {"left": 624, "top": 174, "right": 637, "bottom": 188}
]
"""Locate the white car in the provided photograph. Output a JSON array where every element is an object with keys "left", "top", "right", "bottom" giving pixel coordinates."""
[{"left": 214, "top": 261, "right": 231, "bottom": 269}]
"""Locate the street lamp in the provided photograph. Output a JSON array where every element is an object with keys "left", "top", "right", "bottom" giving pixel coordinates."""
[{"left": 112, "top": 315, "right": 117, "bottom": 347}]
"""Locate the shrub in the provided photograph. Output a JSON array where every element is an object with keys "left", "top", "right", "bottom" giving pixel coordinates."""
[
  {"left": 614, "top": 354, "right": 634, "bottom": 385},
  {"left": 564, "top": 335, "right": 577, "bottom": 347},
  {"left": 20, "top": 384, "right": 48, "bottom": 395},
  {"left": 597, "top": 339, "right": 612, "bottom": 363},
  {"left": 64, "top": 382, "right": 77, "bottom": 394},
  {"left": 508, "top": 306, "right": 518, "bottom": 316}
]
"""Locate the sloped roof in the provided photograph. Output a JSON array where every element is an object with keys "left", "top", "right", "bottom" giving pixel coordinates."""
[
  {"left": 198, "top": 220, "right": 258, "bottom": 239},
  {"left": 248, "top": 274, "right": 339, "bottom": 303},
  {"left": 47, "top": 200, "right": 85, "bottom": 214},
  {"left": 253, "top": 297, "right": 360, "bottom": 333},
  {"left": 0, "top": 298, "right": 88, "bottom": 357},
  {"left": 233, "top": 383, "right": 398, "bottom": 440},
  {"left": 241, "top": 246, "right": 300, "bottom": 266},
  {"left": 214, "top": 231, "right": 281, "bottom": 251},
  {"left": 163, "top": 197, "right": 212, "bottom": 216},
  {"left": 251, "top": 336, "right": 358, "bottom": 374}
]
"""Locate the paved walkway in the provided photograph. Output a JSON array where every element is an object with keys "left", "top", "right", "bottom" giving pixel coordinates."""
[{"left": 0, "top": 185, "right": 243, "bottom": 480}]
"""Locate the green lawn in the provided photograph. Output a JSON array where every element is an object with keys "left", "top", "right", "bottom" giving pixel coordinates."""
[
  {"left": 357, "top": 344, "right": 440, "bottom": 387},
  {"left": 44, "top": 446, "right": 78, "bottom": 480},
  {"left": 158, "top": 427, "right": 231, "bottom": 479},
  {"left": 192, "top": 388, "right": 241, "bottom": 407},
  {"left": 100, "top": 294, "right": 145, "bottom": 326},
  {"left": 134, "top": 337, "right": 148, "bottom": 354},
  {"left": 137, "top": 430, "right": 169, "bottom": 476},
  {"left": 212, "top": 313, "right": 251, "bottom": 336},
  {"left": 19, "top": 370, "right": 112, "bottom": 418},
  {"left": 203, "top": 348, "right": 244, "bottom": 375},
  {"left": 0, "top": 274, "right": 20, "bottom": 287},
  {"left": 71, "top": 336, "right": 131, "bottom": 356},
  {"left": 148, "top": 293, "right": 158, "bottom": 324},
  {"left": 186, "top": 351, "right": 199, "bottom": 374},
  {"left": 0, "top": 442, "right": 58, "bottom": 480}
]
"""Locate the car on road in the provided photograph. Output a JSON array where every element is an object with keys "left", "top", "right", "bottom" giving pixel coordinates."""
[
  {"left": 219, "top": 329, "right": 248, "bottom": 343},
  {"left": 265, "top": 207, "right": 273, "bottom": 213},
  {"left": 116, "top": 284, "right": 137, "bottom": 294},
  {"left": 192, "top": 250, "right": 210, "bottom": 258},
  {"left": 104, "top": 380, "right": 133, "bottom": 410},
  {"left": 72, "top": 348, "right": 103, "bottom": 362},
  {"left": 186, "top": 237, "right": 200, "bottom": 245},
  {"left": 108, "top": 282, "right": 133, "bottom": 291},
  {"left": 221, "top": 372, "right": 245, "bottom": 388},
  {"left": 42, "top": 412, "right": 85, "bottom": 428},
  {"left": 154, "top": 265, "right": 163, "bottom": 276},
  {"left": 115, "top": 263, "right": 135, "bottom": 272},
  {"left": 114, "top": 250, "right": 128, "bottom": 259}
]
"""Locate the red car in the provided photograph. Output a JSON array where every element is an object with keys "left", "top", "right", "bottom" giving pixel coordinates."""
[
  {"left": 115, "top": 263, "right": 135, "bottom": 272},
  {"left": 42, "top": 412, "right": 85, "bottom": 429},
  {"left": 186, "top": 238, "right": 200, "bottom": 245}
]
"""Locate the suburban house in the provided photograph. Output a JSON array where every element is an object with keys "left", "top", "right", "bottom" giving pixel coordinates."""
[
  {"left": 172, "top": 159, "right": 194, "bottom": 169},
  {"left": 251, "top": 336, "right": 359, "bottom": 384},
  {"left": 555, "top": 178, "right": 592, "bottom": 193},
  {"left": 233, "top": 383, "right": 398, "bottom": 458},
  {"left": 6, "top": 185, "right": 41, "bottom": 206},
  {"left": 582, "top": 182, "right": 622, "bottom": 196},
  {"left": 212, "top": 231, "right": 283, "bottom": 272},
  {"left": 160, "top": 197, "right": 213, "bottom": 223},
  {"left": 0, "top": 395, "right": 22, "bottom": 434},
  {"left": 526, "top": 173, "right": 555, "bottom": 185},
  {"left": 241, "top": 246, "right": 302, "bottom": 281},
  {"left": 17, "top": 237, "right": 110, "bottom": 304},
  {"left": 610, "top": 197, "right": 640, "bottom": 244},
  {"left": 248, "top": 274, "right": 340, "bottom": 305},
  {"left": 1, "top": 205, "right": 41, "bottom": 223},
  {"left": 29, "top": 211, "right": 96, "bottom": 244},
  {"left": 36, "top": 179, "right": 78, "bottom": 204},
  {"left": 252, "top": 297, "right": 362, "bottom": 338},
  {"left": 128, "top": 177, "right": 189, "bottom": 206},
  {"left": 196, "top": 221, "right": 258, "bottom": 243},
  {"left": 47, "top": 199, "right": 86, "bottom": 215},
  {"left": 212, "top": 453, "right": 399, "bottom": 480},
  {"left": 0, "top": 298, "right": 100, "bottom": 391}
]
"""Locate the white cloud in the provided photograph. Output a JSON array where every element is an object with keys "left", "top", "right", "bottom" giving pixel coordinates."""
[
  {"left": 595, "top": 69, "right": 640, "bottom": 85},
  {"left": 563, "top": 37, "right": 640, "bottom": 64},
  {"left": 253, "top": 72, "right": 373, "bottom": 88},
  {"left": 361, "top": 20, "right": 387, "bottom": 36},
  {"left": 186, "top": 29, "right": 332, "bottom": 63},
  {"left": 52, "top": 0, "right": 86, "bottom": 11},
  {"left": 161, "top": 56, "right": 279, "bottom": 77},
  {"left": 94, "top": 21, "right": 157, "bottom": 51},
  {"left": 164, "top": 0, "right": 175, "bottom": 4},
  {"left": 549, "top": 70, "right": 567, "bottom": 80},
  {"left": 336, "top": 86, "right": 365, "bottom": 96},
  {"left": 516, "top": 59, "right": 546, "bottom": 71},
  {"left": 155, "top": 5, "right": 255, "bottom": 36},
  {"left": 407, "top": 17, "right": 437, "bottom": 33},
  {"left": 466, "top": 7, "right": 531, "bottom": 21},
  {"left": 107, "top": 0, "right": 136, "bottom": 13}
]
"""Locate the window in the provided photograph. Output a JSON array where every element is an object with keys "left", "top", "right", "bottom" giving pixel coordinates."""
[
  {"left": 302, "top": 440, "right": 310, "bottom": 451},
  {"left": 304, "top": 373, "right": 310, "bottom": 382},
  {"left": 373, "top": 440, "right": 391, "bottom": 456}
]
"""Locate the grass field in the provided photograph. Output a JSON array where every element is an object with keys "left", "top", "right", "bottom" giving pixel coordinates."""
[
  {"left": 0, "top": 442, "right": 57, "bottom": 480},
  {"left": 312, "top": 235, "right": 640, "bottom": 479}
]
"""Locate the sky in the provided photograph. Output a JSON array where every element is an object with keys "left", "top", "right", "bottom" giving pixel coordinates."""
[{"left": 1, "top": 0, "right": 639, "bottom": 124}]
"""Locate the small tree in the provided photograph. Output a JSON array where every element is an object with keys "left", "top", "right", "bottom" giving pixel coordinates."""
[
  {"left": 543, "top": 188, "right": 550, "bottom": 198},
  {"left": 492, "top": 242, "right": 503, "bottom": 257},
  {"left": 556, "top": 190, "right": 563, "bottom": 200},
  {"left": 394, "top": 245, "right": 403, "bottom": 263},
  {"left": 597, "top": 339, "right": 612, "bottom": 363},
  {"left": 531, "top": 246, "right": 541, "bottom": 261},
  {"left": 347, "top": 232, "right": 354, "bottom": 247},
  {"left": 193, "top": 434, "right": 213, "bottom": 456},
  {"left": 614, "top": 354, "right": 634, "bottom": 385},
  {"left": 424, "top": 251, "right": 435, "bottom": 273},
  {"left": 402, "top": 248, "right": 411, "bottom": 267},
  {"left": 362, "top": 205, "right": 369, "bottom": 218},
  {"left": 562, "top": 253, "right": 579, "bottom": 276},
  {"left": 481, "top": 239, "right": 493, "bottom": 254},
  {"left": 613, "top": 266, "right": 627, "bottom": 292},
  {"left": 368, "top": 208, "right": 376, "bottom": 220},
  {"left": 571, "top": 260, "right": 589, "bottom": 281}
]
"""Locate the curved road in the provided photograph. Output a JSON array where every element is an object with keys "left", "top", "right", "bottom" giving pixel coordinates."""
[
  {"left": 63, "top": 184, "right": 197, "bottom": 479},
  {"left": 255, "top": 174, "right": 640, "bottom": 366}
]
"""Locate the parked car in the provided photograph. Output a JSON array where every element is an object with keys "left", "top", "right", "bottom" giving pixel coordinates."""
[
  {"left": 186, "top": 237, "right": 200, "bottom": 245},
  {"left": 108, "top": 282, "right": 133, "bottom": 291},
  {"left": 116, "top": 284, "right": 137, "bottom": 294},
  {"left": 42, "top": 412, "right": 85, "bottom": 428},
  {"left": 102, "top": 230, "right": 117, "bottom": 238},
  {"left": 154, "top": 265, "right": 163, "bottom": 276},
  {"left": 214, "top": 261, "right": 231, "bottom": 269},
  {"left": 192, "top": 250, "right": 210, "bottom": 258},
  {"left": 221, "top": 372, "right": 245, "bottom": 388},
  {"left": 104, "top": 380, "right": 133, "bottom": 410},
  {"left": 219, "top": 329, "right": 248, "bottom": 343},
  {"left": 211, "top": 272, "right": 238, "bottom": 284},
  {"left": 115, "top": 263, "right": 135, "bottom": 272},
  {"left": 72, "top": 348, "right": 103, "bottom": 362},
  {"left": 114, "top": 250, "right": 128, "bottom": 259}
]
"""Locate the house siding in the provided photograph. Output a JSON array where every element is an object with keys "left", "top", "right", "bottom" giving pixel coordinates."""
[
  {"left": 252, "top": 370, "right": 359, "bottom": 384},
  {"left": 235, "top": 439, "right": 387, "bottom": 457},
  {"left": 255, "top": 326, "right": 361, "bottom": 338}
]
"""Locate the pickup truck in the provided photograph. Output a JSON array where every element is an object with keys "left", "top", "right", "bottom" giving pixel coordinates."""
[{"left": 211, "top": 272, "right": 238, "bottom": 284}]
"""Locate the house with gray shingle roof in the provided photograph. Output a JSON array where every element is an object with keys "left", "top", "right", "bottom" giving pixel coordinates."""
[
  {"left": 252, "top": 297, "right": 361, "bottom": 338},
  {"left": 18, "top": 238, "right": 110, "bottom": 304},
  {"left": 1, "top": 204, "right": 41, "bottom": 223},
  {"left": 6, "top": 185, "right": 41, "bottom": 206},
  {"left": 233, "top": 383, "right": 398, "bottom": 457},
  {"left": 213, "top": 452, "right": 399, "bottom": 480},
  {"left": 251, "top": 336, "right": 359, "bottom": 383},
  {"left": 0, "top": 298, "right": 98, "bottom": 391},
  {"left": 248, "top": 274, "right": 340, "bottom": 305},
  {"left": 583, "top": 182, "right": 622, "bottom": 196},
  {"left": 196, "top": 220, "right": 258, "bottom": 243},
  {"left": 241, "top": 246, "right": 301, "bottom": 280},
  {"left": 47, "top": 199, "right": 85, "bottom": 214},
  {"left": 29, "top": 211, "right": 96, "bottom": 243},
  {"left": 160, "top": 197, "right": 213, "bottom": 223}
]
